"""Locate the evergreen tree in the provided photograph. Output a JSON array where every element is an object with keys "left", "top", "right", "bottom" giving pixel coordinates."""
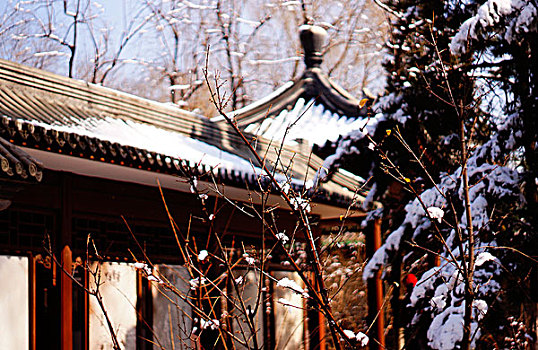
[{"left": 320, "top": 0, "right": 537, "bottom": 348}]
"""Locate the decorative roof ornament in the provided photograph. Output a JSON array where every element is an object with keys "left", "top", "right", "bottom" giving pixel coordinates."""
[
  {"left": 299, "top": 25, "right": 327, "bottom": 69},
  {"left": 215, "top": 24, "right": 369, "bottom": 147},
  {"left": 0, "top": 59, "right": 366, "bottom": 209}
]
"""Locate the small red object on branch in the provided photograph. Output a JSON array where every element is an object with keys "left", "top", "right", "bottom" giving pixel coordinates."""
[{"left": 404, "top": 273, "right": 417, "bottom": 288}]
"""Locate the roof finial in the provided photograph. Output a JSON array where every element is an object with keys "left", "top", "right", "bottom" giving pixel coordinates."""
[{"left": 299, "top": 25, "right": 327, "bottom": 69}]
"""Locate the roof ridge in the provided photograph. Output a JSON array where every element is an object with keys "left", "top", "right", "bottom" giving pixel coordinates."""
[
  {"left": 0, "top": 59, "right": 350, "bottom": 188},
  {"left": 213, "top": 67, "right": 364, "bottom": 131}
]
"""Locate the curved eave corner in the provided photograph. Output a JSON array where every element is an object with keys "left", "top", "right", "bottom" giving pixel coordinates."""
[
  {"left": 304, "top": 68, "right": 364, "bottom": 118},
  {"left": 210, "top": 67, "right": 367, "bottom": 129}
]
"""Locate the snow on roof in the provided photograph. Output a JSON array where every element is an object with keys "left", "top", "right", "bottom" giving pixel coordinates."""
[
  {"left": 28, "top": 116, "right": 257, "bottom": 175},
  {"left": 243, "top": 98, "right": 369, "bottom": 146},
  {"left": 0, "top": 59, "right": 367, "bottom": 208}
]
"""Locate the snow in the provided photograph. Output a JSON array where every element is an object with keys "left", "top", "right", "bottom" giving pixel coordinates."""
[
  {"left": 168, "top": 84, "right": 191, "bottom": 90},
  {"left": 363, "top": 179, "right": 455, "bottom": 280},
  {"left": 243, "top": 98, "right": 370, "bottom": 146},
  {"left": 355, "top": 332, "right": 369, "bottom": 346},
  {"left": 361, "top": 110, "right": 523, "bottom": 346},
  {"left": 361, "top": 183, "right": 377, "bottom": 211},
  {"left": 475, "top": 252, "right": 497, "bottom": 267},
  {"left": 326, "top": 0, "right": 536, "bottom": 347},
  {"left": 289, "top": 196, "right": 311, "bottom": 213},
  {"left": 342, "top": 329, "right": 355, "bottom": 340},
  {"left": 236, "top": 17, "right": 261, "bottom": 27},
  {"left": 247, "top": 56, "right": 301, "bottom": 65},
  {"left": 198, "top": 250, "right": 209, "bottom": 261},
  {"left": 133, "top": 262, "right": 152, "bottom": 275},
  {"left": 317, "top": 96, "right": 391, "bottom": 177},
  {"left": 276, "top": 277, "right": 304, "bottom": 294},
  {"left": 275, "top": 232, "right": 289, "bottom": 244},
  {"left": 133, "top": 262, "right": 148, "bottom": 270},
  {"left": 515, "top": 5, "right": 537, "bottom": 33},
  {"left": 408, "top": 260, "right": 485, "bottom": 349},
  {"left": 242, "top": 254, "right": 255, "bottom": 266},
  {"left": 364, "top": 112, "right": 523, "bottom": 277},
  {"left": 182, "top": 1, "right": 215, "bottom": 10},
  {"left": 473, "top": 299, "right": 488, "bottom": 320},
  {"left": 430, "top": 295, "right": 447, "bottom": 311},
  {"left": 28, "top": 116, "right": 259, "bottom": 176},
  {"left": 33, "top": 51, "right": 69, "bottom": 57},
  {"left": 451, "top": 0, "right": 538, "bottom": 55},
  {"left": 427, "top": 305, "right": 465, "bottom": 350},
  {"left": 363, "top": 226, "right": 403, "bottom": 279},
  {"left": 200, "top": 318, "right": 219, "bottom": 330},
  {"left": 427, "top": 207, "right": 445, "bottom": 223},
  {"left": 189, "top": 277, "right": 207, "bottom": 290},
  {"left": 147, "top": 275, "right": 164, "bottom": 284}
]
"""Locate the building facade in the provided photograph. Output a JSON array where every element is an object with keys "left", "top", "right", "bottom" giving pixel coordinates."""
[{"left": 0, "top": 26, "right": 373, "bottom": 350}]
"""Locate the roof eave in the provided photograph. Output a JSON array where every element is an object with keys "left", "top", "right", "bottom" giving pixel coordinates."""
[
  {"left": 23, "top": 147, "right": 363, "bottom": 220},
  {"left": 212, "top": 67, "right": 364, "bottom": 129}
]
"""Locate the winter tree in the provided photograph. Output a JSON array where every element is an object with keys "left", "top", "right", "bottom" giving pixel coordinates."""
[
  {"left": 319, "top": 0, "right": 538, "bottom": 349},
  {"left": 0, "top": 0, "right": 386, "bottom": 113}
]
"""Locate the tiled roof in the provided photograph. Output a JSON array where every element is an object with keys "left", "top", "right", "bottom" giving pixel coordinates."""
[
  {"left": 243, "top": 97, "right": 369, "bottom": 146},
  {"left": 0, "top": 132, "right": 42, "bottom": 183},
  {"left": 213, "top": 68, "right": 367, "bottom": 140},
  {"left": 211, "top": 26, "right": 370, "bottom": 147},
  {"left": 0, "top": 59, "right": 366, "bottom": 208}
]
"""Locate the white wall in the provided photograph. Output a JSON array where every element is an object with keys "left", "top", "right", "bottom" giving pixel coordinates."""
[
  {"left": 89, "top": 262, "right": 137, "bottom": 350},
  {"left": 232, "top": 270, "right": 264, "bottom": 350},
  {"left": 152, "top": 264, "right": 192, "bottom": 350},
  {"left": 0, "top": 255, "right": 29, "bottom": 350},
  {"left": 273, "top": 271, "right": 305, "bottom": 350}
]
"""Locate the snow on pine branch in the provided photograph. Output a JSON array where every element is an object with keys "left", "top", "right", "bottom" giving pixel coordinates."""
[
  {"left": 315, "top": 92, "right": 413, "bottom": 185},
  {"left": 408, "top": 246, "right": 501, "bottom": 349},
  {"left": 362, "top": 115, "right": 524, "bottom": 349},
  {"left": 450, "top": 0, "right": 538, "bottom": 55},
  {"left": 363, "top": 154, "right": 520, "bottom": 277},
  {"left": 362, "top": 174, "right": 454, "bottom": 280},
  {"left": 315, "top": 106, "right": 386, "bottom": 183},
  {"left": 363, "top": 112, "right": 523, "bottom": 280}
]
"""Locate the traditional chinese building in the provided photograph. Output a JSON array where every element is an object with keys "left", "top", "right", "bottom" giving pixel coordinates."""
[{"left": 0, "top": 26, "right": 380, "bottom": 350}]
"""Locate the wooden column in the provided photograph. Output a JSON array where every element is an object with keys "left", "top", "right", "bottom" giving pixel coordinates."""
[
  {"left": 61, "top": 246, "right": 73, "bottom": 350},
  {"left": 366, "top": 218, "right": 385, "bottom": 350},
  {"left": 308, "top": 226, "right": 326, "bottom": 350},
  {"left": 307, "top": 271, "right": 326, "bottom": 350},
  {"left": 60, "top": 173, "right": 73, "bottom": 350},
  {"left": 265, "top": 273, "right": 275, "bottom": 350},
  {"left": 29, "top": 253, "right": 36, "bottom": 350}
]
